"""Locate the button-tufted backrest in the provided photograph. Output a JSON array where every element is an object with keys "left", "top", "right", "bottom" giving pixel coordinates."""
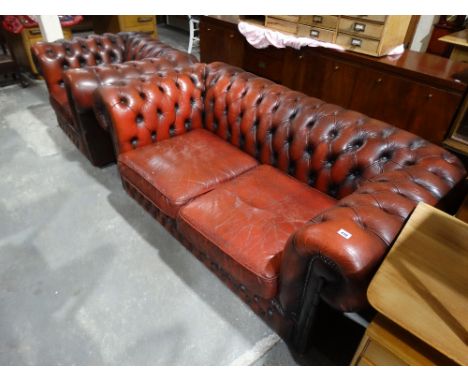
[
  {"left": 93, "top": 64, "right": 206, "bottom": 155},
  {"left": 203, "top": 62, "right": 462, "bottom": 199},
  {"left": 32, "top": 33, "right": 127, "bottom": 98},
  {"left": 64, "top": 55, "right": 200, "bottom": 115},
  {"left": 31, "top": 32, "right": 198, "bottom": 107}
]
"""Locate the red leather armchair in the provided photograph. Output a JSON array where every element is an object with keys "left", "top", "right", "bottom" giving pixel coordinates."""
[
  {"left": 31, "top": 32, "right": 198, "bottom": 166},
  {"left": 94, "top": 62, "right": 466, "bottom": 350}
]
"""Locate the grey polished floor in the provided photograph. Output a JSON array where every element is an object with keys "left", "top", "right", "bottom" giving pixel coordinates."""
[
  {"left": 0, "top": 81, "right": 281, "bottom": 365},
  {"left": 158, "top": 24, "right": 200, "bottom": 60}
]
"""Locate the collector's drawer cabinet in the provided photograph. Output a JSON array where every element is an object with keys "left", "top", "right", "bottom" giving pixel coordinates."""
[{"left": 266, "top": 15, "right": 412, "bottom": 56}]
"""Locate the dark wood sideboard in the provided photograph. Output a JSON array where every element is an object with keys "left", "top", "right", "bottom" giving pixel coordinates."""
[{"left": 200, "top": 16, "right": 468, "bottom": 146}]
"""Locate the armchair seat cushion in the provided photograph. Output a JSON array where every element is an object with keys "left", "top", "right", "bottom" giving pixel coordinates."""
[
  {"left": 118, "top": 129, "right": 258, "bottom": 218},
  {"left": 177, "top": 165, "right": 337, "bottom": 299}
]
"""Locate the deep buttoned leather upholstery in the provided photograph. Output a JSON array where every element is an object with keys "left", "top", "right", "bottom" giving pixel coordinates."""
[
  {"left": 118, "top": 129, "right": 258, "bottom": 218},
  {"left": 95, "top": 61, "right": 466, "bottom": 343},
  {"left": 31, "top": 33, "right": 198, "bottom": 166},
  {"left": 178, "top": 165, "right": 337, "bottom": 299}
]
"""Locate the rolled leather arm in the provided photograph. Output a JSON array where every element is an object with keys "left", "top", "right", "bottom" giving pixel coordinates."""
[
  {"left": 31, "top": 34, "right": 127, "bottom": 100},
  {"left": 279, "top": 152, "right": 466, "bottom": 315},
  {"left": 93, "top": 67, "right": 206, "bottom": 155}
]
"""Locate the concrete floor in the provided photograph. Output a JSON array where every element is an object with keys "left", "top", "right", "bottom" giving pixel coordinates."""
[
  {"left": 0, "top": 24, "right": 363, "bottom": 366},
  {"left": 157, "top": 24, "right": 200, "bottom": 60}
]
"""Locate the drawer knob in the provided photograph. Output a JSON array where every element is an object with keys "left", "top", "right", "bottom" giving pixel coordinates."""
[
  {"left": 427, "top": 93, "right": 433, "bottom": 99},
  {"left": 376, "top": 78, "right": 383, "bottom": 83},
  {"left": 137, "top": 17, "right": 153, "bottom": 23},
  {"left": 298, "top": 55, "right": 303, "bottom": 59},
  {"left": 229, "top": 33, "right": 234, "bottom": 38},
  {"left": 207, "top": 28, "right": 211, "bottom": 31},
  {"left": 351, "top": 38, "right": 362, "bottom": 47},
  {"left": 313, "top": 16, "right": 323, "bottom": 23},
  {"left": 354, "top": 23, "right": 366, "bottom": 32},
  {"left": 310, "top": 30, "right": 320, "bottom": 38},
  {"left": 334, "top": 65, "right": 340, "bottom": 71}
]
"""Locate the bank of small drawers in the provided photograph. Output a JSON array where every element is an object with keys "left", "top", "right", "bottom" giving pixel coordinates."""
[{"left": 264, "top": 15, "right": 412, "bottom": 56}]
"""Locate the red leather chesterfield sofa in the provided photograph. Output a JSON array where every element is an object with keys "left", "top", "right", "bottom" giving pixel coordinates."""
[
  {"left": 31, "top": 32, "right": 198, "bottom": 166},
  {"left": 94, "top": 62, "right": 466, "bottom": 350}
]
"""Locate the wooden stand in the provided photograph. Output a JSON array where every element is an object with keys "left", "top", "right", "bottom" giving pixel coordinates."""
[{"left": 352, "top": 203, "right": 468, "bottom": 365}]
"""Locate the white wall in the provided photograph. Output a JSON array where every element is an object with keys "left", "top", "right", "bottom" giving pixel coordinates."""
[
  {"left": 36, "top": 15, "right": 64, "bottom": 42},
  {"left": 410, "top": 15, "right": 439, "bottom": 52}
]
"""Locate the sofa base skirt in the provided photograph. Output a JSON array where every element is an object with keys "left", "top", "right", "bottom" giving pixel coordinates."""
[
  {"left": 56, "top": 112, "right": 87, "bottom": 157},
  {"left": 120, "top": 176, "right": 296, "bottom": 342},
  {"left": 53, "top": 104, "right": 115, "bottom": 168}
]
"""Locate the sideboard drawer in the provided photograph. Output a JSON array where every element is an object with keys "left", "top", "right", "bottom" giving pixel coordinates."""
[
  {"left": 298, "top": 25, "right": 335, "bottom": 42},
  {"left": 273, "top": 15, "right": 300, "bottom": 23},
  {"left": 122, "top": 24, "right": 155, "bottom": 35},
  {"left": 120, "top": 15, "right": 155, "bottom": 28},
  {"left": 265, "top": 17, "right": 298, "bottom": 35},
  {"left": 349, "top": 15, "right": 387, "bottom": 23},
  {"left": 302, "top": 15, "right": 339, "bottom": 30},
  {"left": 339, "top": 17, "right": 384, "bottom": 39},
  {"left": 336, "top": 33, "right": 380, "bottom": 55}
]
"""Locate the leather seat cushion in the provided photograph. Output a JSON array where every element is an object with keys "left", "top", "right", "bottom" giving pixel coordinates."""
[
  {"left": 177, "top": 165, "right": 337, "bottom": 299},
  {"left": 118, "top": 129, "right": 258, "bottom": 218}
]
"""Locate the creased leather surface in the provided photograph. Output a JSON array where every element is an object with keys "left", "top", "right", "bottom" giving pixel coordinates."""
[
  {"left": 64, "top": 55, "right": 198, "bottom": 113},
  {"left": 93, "top": 66, "right": 206, "bottom": 155},
  {"left": 31, "top": 32, "right": 197, "bottom": 166},
  {"left": 121, "top": 176, "right": 295, "bottom": 339},
  {"left": 279, "top": 142, "right": 466, "bottom": 314},
  {"left": 119, "top": 129, "right": 258, "bottom": 218},
  {"left": 178, "top": 165, "right": 337, "bottom": 299},
  {"left": 97, "top": 61, "right": 466, "bottom": 316}
]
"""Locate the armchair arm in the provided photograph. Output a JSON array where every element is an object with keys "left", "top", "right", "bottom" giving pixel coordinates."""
[
  {"left": 93, "top": 68, "right": 205, "bottom": 155},
  {"left": 31, "top": 34, "right": 126, "bottom": 101},
  {"left": 64, "top": 58, "right": 202, "bottom": 115},
  {"left": 279, "top": 154, "right": 466, "bottom": 316}
]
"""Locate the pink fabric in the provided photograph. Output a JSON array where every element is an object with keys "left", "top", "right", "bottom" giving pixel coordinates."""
[
  {"left": 238, "top": 21, "right": 405, "bottom": 56},
  {"left": 238, "top": 21, "right": 345, "bottom": 51}
]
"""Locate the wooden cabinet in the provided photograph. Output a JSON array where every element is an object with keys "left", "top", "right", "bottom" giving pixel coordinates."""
[
  {"left": 93, "top": 16, "right": 157, "bottom": 38},
  {"left": 5, "top": 27, "right": 72, "bottom": 75},
  {"left": 354, "top": 203, "right": 468, "bottom": 366},
  {"left": 265, "top": 15, "right": 412, "bottom": 57},
  {"left": 350, "top": 68, "right": 462, "bottom": 142},
  {"left": 295, "top": 52, "right": 359, "bottom": 106},
  {"left": 199, "top": 21, "right": 244, "bottom": 67},
  {"left": 352, "top": 315, "right": 455, "bottom": 365},
  {"left": 444, "top": 92, "right": 468, "bottom": 156},
  {"left": 199, "top": 16, "right": 468, "bottom": 146},
  {"left": 243, "top": 45, "right": 285, "bottom": 83}
]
